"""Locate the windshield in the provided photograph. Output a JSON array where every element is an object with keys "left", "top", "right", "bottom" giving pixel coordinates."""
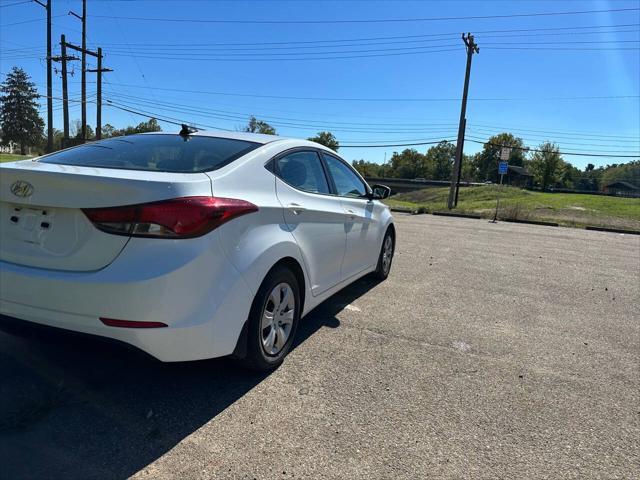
[{"left": 38, "top": 134, "right": 262, "bottom": 173}]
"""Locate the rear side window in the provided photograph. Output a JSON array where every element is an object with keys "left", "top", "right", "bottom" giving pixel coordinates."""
[
  {"left": 275, "top": 151, "right": 330, "bottom": 194},
  {"left": 39, "top": 134, "right": 261, "bottom": 173},
  {"left": 322, "top": 153, "right": 368, "bottom": 198}
]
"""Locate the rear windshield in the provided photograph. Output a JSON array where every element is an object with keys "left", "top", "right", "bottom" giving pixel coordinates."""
[{"left": 39, "top": 134, "right": 262, "bottom": 173}]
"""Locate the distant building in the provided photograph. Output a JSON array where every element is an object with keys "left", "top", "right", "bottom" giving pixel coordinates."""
[
  {"left": 506, "top": 165, "right": 533, "bottom": 188},
  {"left": 603, "top": 181, "right": 640, "bottom": 198},
  {"left": 0, "top": 140, "right": 17, "bottom": 154}
]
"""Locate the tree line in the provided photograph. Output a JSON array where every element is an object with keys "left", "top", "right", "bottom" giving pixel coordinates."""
[{"left": 352, "top": 134, "right": 639, "bottom": 192}]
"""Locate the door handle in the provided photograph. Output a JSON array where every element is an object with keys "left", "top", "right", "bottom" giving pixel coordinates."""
[
  {"left": 345, "top": 209, "right": 356, "bottom": 218},
  {"left": 287, "top": 203, "right": 306, "bottom": 215}
]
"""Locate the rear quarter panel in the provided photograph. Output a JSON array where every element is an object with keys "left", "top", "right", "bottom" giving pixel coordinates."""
[{"left": 206, "top": 142, "right": 312, "bottom": 312}]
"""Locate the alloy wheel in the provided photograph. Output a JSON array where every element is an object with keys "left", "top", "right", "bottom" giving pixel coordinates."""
[
  {"left": 261, "top": 282, "right": 295, "bottom": 356},
  {"left": 382, "top": 235, "right": 393, "bottom": 275}
]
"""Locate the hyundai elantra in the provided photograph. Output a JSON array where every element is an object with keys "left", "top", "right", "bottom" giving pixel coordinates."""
[{"left": 0, "top": 131, "right": 395, "bottom": 370}]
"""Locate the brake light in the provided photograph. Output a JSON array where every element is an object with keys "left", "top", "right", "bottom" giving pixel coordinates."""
[{"left": 83, "top": 196, "right": 258, "bottom": 238}]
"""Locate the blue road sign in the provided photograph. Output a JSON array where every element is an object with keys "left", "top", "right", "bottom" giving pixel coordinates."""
[{"left": 498, "top": 161, "right": 508, "bottom": 175}]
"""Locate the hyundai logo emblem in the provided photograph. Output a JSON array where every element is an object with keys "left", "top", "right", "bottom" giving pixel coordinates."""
[{"left": 10, "top": 180, "right": 34, "bottom": 198}]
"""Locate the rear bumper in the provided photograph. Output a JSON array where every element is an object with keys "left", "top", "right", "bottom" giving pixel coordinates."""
[{"left": 0, "top": 232, "right": 254, "bottom": 362}]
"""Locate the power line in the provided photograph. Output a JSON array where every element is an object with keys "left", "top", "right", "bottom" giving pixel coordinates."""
[
  {"left": 0, "top": 1, "right": 32, "bottom": 8},
  {"left": 104, "top": 0, "right": 162, "bottom": 114},
  {"left": 341, "top": 140, "right": 455, "bottom": 148},
  {"left": 0, "top": 14, "right": 65, "bottom": 27},
  {"left": 98, "top": 82, "right": 640, "bottom": 102},
  {"left": 106, "top": 89, "right": 459, "bottom": 128},
  {"left": 94, "top": 35, "right": 640, "bottom": 57},
  {"left": 111, "top": 103, "right": 458, "bottom": 146},
  {"left": 104, "top": 100, "right": 229, "bottom": 130},
  {"left": 86, "top": 23, "right": 640, "bottom": 48},
  {"left": 90, "top": 7, "right": 640, "bottom": 25},
  {"left": 475, "top": 27, "right": 640, "bottom": 40},
  {"left": 104, "top": 92, "right": 459, "bottom": 134},
  {"left": 108, "top": 42, "right": 462, "bottom": 57},
  {"left": 103, "top": 91, "right": 640, "bottom": 142},
  {"left": 484, "top": 46, "right": 640, "bottom": 51},
  {"left": 42, "top": 88, "right": 640, "bottom": 138},
  {"left": 466, "top": 134, "right": 639, "bottom": 152},
  {"left": 466, "top": 139, "right": 639, "bottom": 158},
  {"left": 103, "top": 97, "right": 639, "bottom": 158},
  {"left": 107, "top": 46, "right": 463, "bottom": 61},
  {"left": 483, "top": 40, "right": 640, "bottom": 45},
  {"left": 467, "top": 129, "right": 640, "bottom": 147},
  {"left": 469, "top": 123, "right": 640, "bottom": 140},
  {"left": 48, "top": 89, "right": 640, "bottom": 150}
]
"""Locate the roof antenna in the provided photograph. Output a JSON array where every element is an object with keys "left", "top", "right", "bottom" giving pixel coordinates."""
[{"left": 179, "top": 123, "right": 198, "bottom": 140}]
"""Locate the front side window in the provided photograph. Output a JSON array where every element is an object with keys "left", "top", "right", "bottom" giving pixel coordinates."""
[
  {"left": 275, "top": 151, "right": 330, "bottom": 194},
  {"left": 39, "top": 134, "right": 261, "bottom": 173},
  {"left": 322, "top": 153, "right": 368, "bottom": 198}
]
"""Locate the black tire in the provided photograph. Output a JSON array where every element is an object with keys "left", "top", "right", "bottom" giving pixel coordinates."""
[
  {"left": 373, "top": 228, "right": 395, "bottom": 281},
  {"left": 242, "top": 265, "right": 301, "bottom": 371}
]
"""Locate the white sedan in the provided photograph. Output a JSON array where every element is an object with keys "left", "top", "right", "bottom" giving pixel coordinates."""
[{"left": 0, "top": 130, "right": 395, "bottom": 370}]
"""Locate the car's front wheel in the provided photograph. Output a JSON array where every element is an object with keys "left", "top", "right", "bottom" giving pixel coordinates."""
[
  {"left": 243, "top": 265, "right": 301, "bottom": 371},
  {"left": 373, "top": 228, "right": 395, "bottom": 280}
]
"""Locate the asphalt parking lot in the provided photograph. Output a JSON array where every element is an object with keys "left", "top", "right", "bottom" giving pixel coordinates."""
[{"left": 1, "top": 214, "right": 638, "bottom": 479}]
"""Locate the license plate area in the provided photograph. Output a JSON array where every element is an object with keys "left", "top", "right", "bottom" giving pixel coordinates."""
[{"left": 8, "top": 205, "right": 53, "bottom": 244}]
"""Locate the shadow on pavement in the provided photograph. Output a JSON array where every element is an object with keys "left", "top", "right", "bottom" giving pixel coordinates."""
[{"left": 0, "top": 276, "right": 379, "bottom": 480}]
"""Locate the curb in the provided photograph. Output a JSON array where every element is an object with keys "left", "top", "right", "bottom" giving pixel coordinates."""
[
  {"left": 501, "top": 218, "right": 559, "bottom": 227},
  {"left": 389, "top": 207, "right": 416, "bottom": 214},
  {"left": 432, "top": 211, "right": 482, "bottom": 220},
  {"left": 585, "top": 226, "right": 640, "bottom": 235}
]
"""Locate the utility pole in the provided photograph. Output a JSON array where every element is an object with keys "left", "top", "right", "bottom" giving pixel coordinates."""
[
  {"left": 447, "top": 33, "right": 479, "bottom": 209},
  {"left": 62, "top": 40, "right": 112, "bottom": 141},
  {"left": 87, "top": 48, "right": 112, "bottom": 140},
  {"left": 60, "top": 37, "right": 69, "bottom": 147},
  {"left": 70, "top": 0, "right": 87, "bottom": 141},
  {"left": 33, "top": 0, "right": 53, "bottom": 152},
  {"left": 52, "top": 34, "right": 79, "bottom": 148}
]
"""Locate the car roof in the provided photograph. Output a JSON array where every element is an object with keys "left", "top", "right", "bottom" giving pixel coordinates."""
[{"left": 144, "top": 129, "right": 289, "bottom": 145}]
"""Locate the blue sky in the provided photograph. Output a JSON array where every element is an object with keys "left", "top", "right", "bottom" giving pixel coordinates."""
[{"left": 1, "top": 0, "right": 639, "bottom": 168}]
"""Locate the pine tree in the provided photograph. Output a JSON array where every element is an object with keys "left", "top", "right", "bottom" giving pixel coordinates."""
[{"left": 0, "top": 67, "right": 44, "bottom": 155}]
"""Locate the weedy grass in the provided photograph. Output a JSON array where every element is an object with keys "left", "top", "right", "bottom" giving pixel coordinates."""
[
  {"left": 385, "top": 185, "right": 640, "bottom": 230},
  {"left": 0, "top": 153, "right": 34, "bottom": 163}
]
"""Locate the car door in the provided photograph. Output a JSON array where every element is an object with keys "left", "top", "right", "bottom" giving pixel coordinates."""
[
  {"left": 321, "top": 153, "right": 381, "bottom": 280},
  {"left": 273, "top": 149, "right": 347, "bottom": 297}
]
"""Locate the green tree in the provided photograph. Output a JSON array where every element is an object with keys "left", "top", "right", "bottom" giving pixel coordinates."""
[
  {"left": 71, "top": 120, "right": 95, "bottom": 140},
  {"left": 474, "top": 133, "right": 527, "bottom": 182},
  {"left": 100, "top": 118, "right": 161, "bottom": 138},
  {"left": 460, "top": 153, "right": 478, "bottom": 182},
  {"left": 559, "top": 160, "right": 579, "bottom": 189},
  {"left": 244, "top": 116, "right": 276, "bottom": 135},
  {"left": 529, "top": 142, "right": 563, "bottom": 191},
  {"left": 424, "top": 141, "right": 456, "bottom": 180},
  {"left": 308, "top": 131, "right": 339, "bottom": 151},
  {"left": 0, "top": 67, "right": 44, "bottom": 155},
  {"left": 600, "top": 160, "right": 640, "bottom": 189},
  {"left": 101, "top": 123, "right": 116, "bottom": 138},
  {"left": 352, "top": 159, "right": 383, "bottom": 177},
  {"left": 388, "top": 148, "right": 428, "bottom": 179}
]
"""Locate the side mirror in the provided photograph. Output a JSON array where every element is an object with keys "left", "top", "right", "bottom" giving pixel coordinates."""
[{"left": 370, "top": 184, "right": 391, "bottom": 200}]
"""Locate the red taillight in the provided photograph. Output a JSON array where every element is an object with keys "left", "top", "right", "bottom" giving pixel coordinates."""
[
  {"left": 83, "top": 196, "right": 258, "bottom": 238},
  {"left": 100, "top": 318, "right": 168, "bottom": 328}
]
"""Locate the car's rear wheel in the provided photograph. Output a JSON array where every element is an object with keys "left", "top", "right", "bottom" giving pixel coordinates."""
[
  {"left": 374, "top": 228, "right": 395, "bottom": 280},
  {"left": 243, "top": 265, "right": 300, "bottom": 371}
]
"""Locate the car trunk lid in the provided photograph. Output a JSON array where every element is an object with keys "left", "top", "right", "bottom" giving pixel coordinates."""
[{"left": 0, "top": 160, "right": 212, "bottom": 271}]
